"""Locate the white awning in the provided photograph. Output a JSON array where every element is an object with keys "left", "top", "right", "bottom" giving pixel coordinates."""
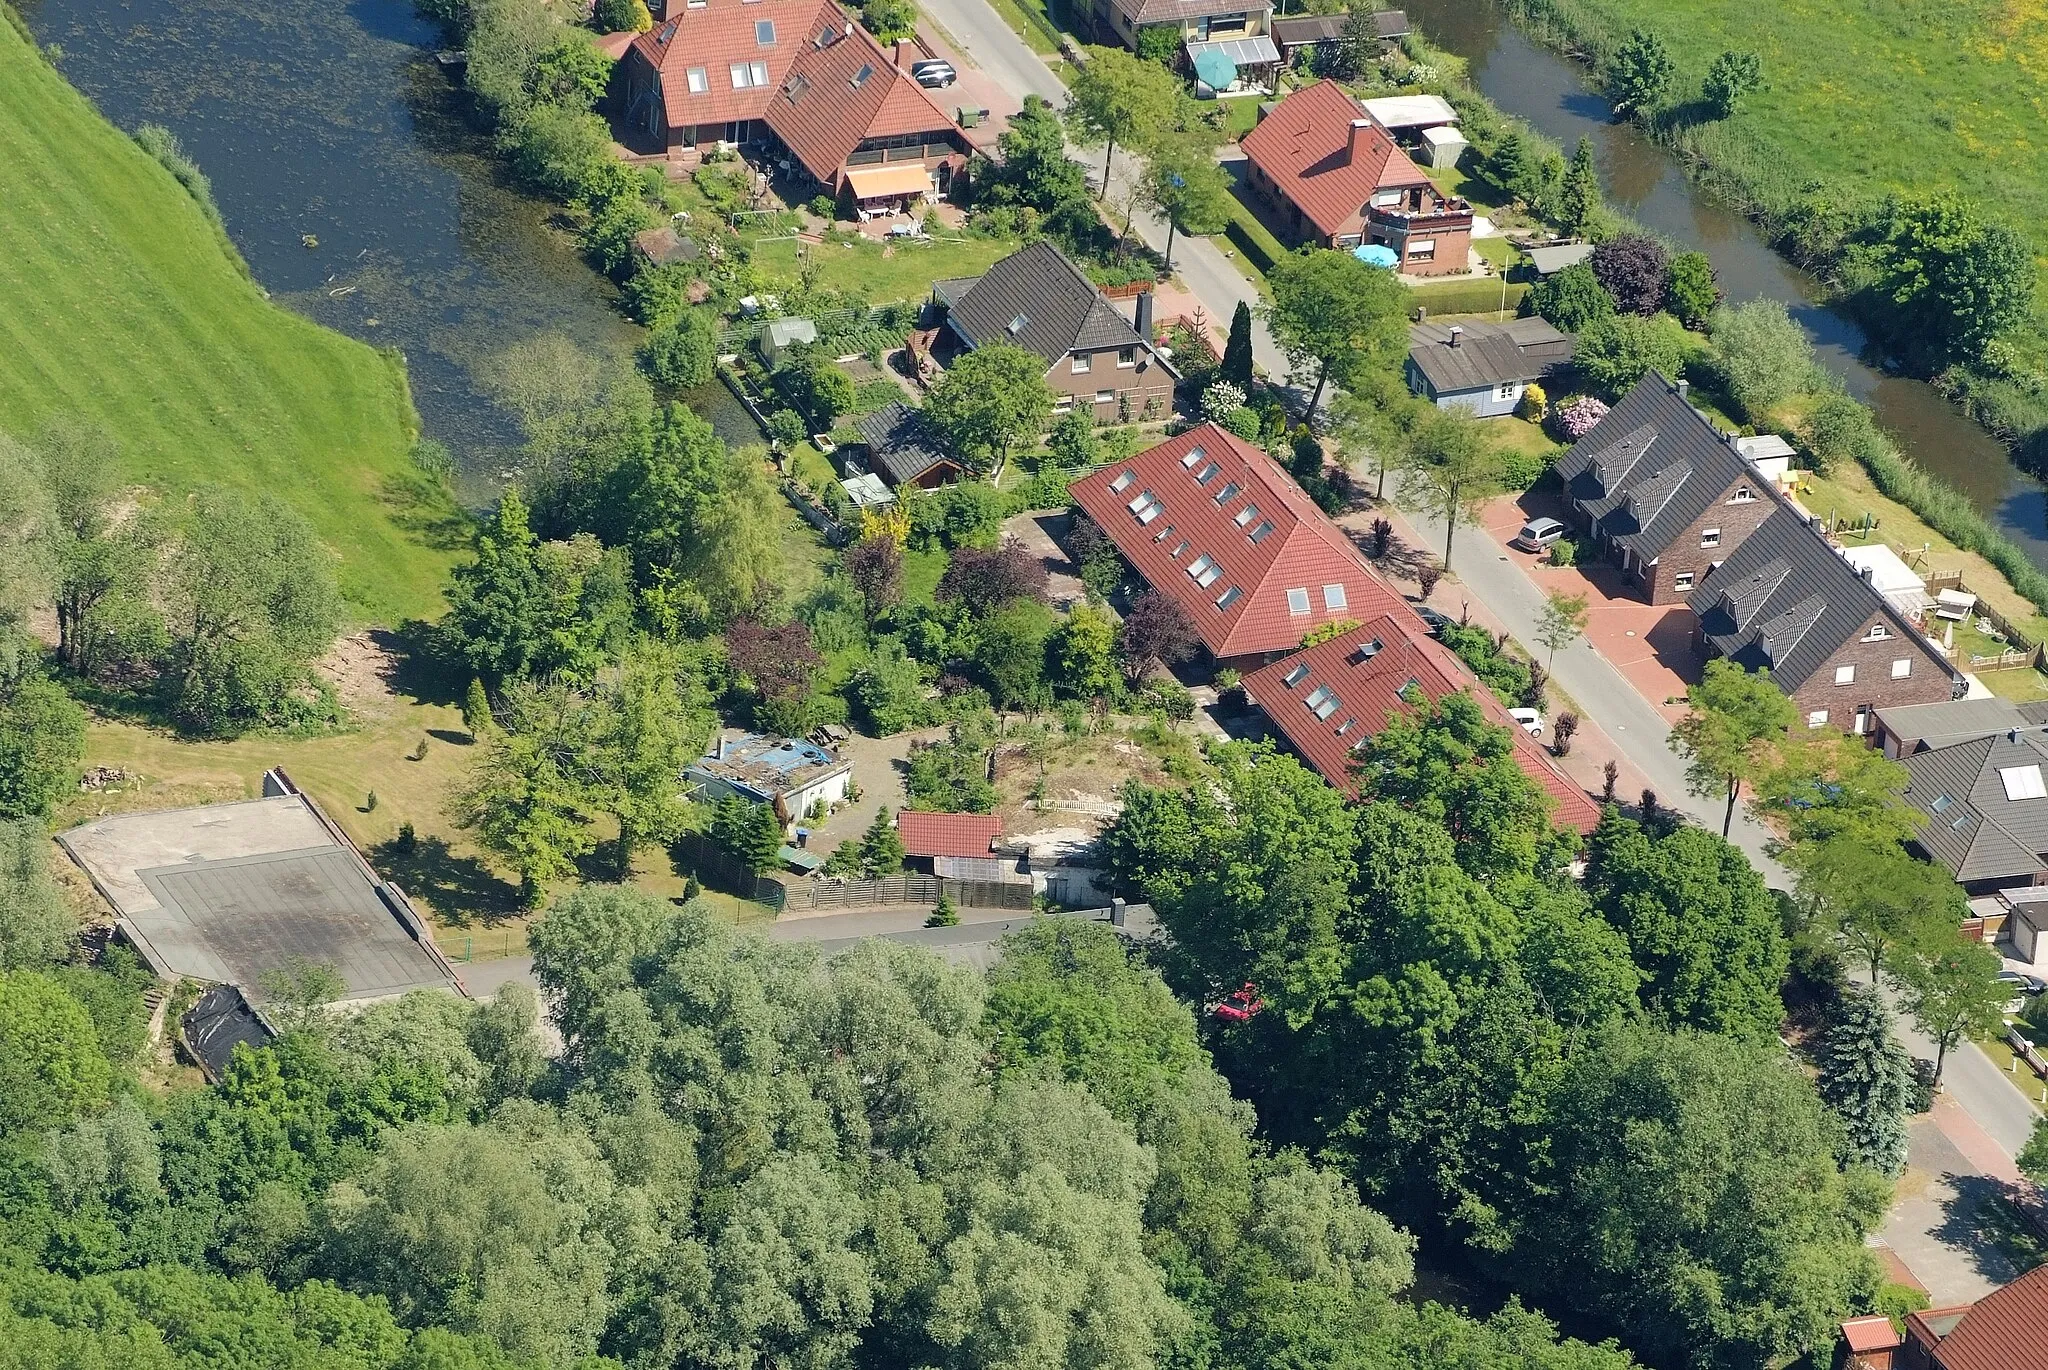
[
  {"left": 1361, "top": 93, "right": 1459, "bottom": 129},
  {"left": 1186, "top": 35, "right": 1281, "bottom": 67}
]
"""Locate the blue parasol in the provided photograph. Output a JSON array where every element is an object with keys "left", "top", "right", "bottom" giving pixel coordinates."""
[
  {"left": 1353, "top": 243, "right": 1401, "bottom": 267},
  {"left": 1192, "top": 48, "right": 1237, "bottom": 91}
]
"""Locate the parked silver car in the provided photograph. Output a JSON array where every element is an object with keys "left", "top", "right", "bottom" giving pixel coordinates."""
[{"left": 1510, "top": 517, "right": 1568, "bottom": 552}]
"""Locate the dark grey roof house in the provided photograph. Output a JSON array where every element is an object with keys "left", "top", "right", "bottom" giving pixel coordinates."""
[
  {"left": 1406, "top": 317, "right": 1571, "bottom": 418},
  {"left": 933, "top": 240, "right": 1176, "bottom": 420},
  {"left": 1873, "top": 696, "right": 2048, "bottom": 759},
  {"left": 1687, "top": 506, "right": 1961, "bottom": 732},
  {"left": 852, "top": 401, "right": 963, "bottom": 489},
  {"left": 1552, "top": 372, "right": 1780, "bottom": 603},
  {"left": 1271, "top": 9, "right": 1409, "bottom": 62},
  {"left": 1900, "top": 726, "right": 2048, "bottom": 889}
]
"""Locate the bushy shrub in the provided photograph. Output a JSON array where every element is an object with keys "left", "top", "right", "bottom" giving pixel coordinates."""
[
  {"left": 641, "top": 307, "right": 716, "bottom": 388},
  {"left": 1550, "top": 394, "right": 1609, "bottom": 440},
  {"left": 1575, "top": 313, "right": 1693, "bottom": 399},
  {"left": 1222, "top": 407, "right": 1262, "bottom": 441},
  {"left": 1528, "top": 262, "right": 1615, "bottom": 333},
  {"left": 1498, "top": 445, "right": 1550, "bottom": 490},
  {"left": 1548, "top": 537, "right": 1578, "bottom": 567},
  {"left": 1517, "top": 381, "right": 1548, "bottom": 422}
]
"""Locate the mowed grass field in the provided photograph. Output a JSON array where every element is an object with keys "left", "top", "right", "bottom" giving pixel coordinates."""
[
  {"left": 0, "top": 16, "right": 461, "bottom": 625},
  {"left": 1510, "top": 0, "right": 2048, "bottom": 334}
]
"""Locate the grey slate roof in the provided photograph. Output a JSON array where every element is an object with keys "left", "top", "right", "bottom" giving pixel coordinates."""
[
  {"left": 1902, "top": 729, "right": 2048, "bottom": 883},
  {"left": 1407, "top": 318, "right": 1571, "bottom": 394},
  {"left": 944, "top": 241, "right": 1146, "bottom": 369},
  {"left": 1686, "top": 506, "right": 1955, "bottom": 692},
  {"left": 1876, "top": 697, "right": 2048, "bottom": 754},
  {"left": 1553, "top": 372, "right": 1756, "bottom": 561},
  {"left": 854, "top": 401, "right": 960, "bottom": 485}
]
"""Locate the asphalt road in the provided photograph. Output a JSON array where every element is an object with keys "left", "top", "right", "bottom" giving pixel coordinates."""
[
  {"left": 916, "top": 0, "right": 1295, "bottom": 385},
  {"left": 1401, "top": 498, "right": 2045, "bottom": 1159}
]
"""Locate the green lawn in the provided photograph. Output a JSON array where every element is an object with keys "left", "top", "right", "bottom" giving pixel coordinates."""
[
  {"left": 1503, "top": 0, "right": 2048, "bottom": 353},
  {"left": 751, "top": 233, "right": 1021, "bottom": 305},
  {"left": 0, "top": 19, "right": 461, "bottom": 625}
]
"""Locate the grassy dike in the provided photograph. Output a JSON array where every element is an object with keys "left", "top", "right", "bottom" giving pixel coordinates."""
[{"left": 0, "top": 10, "right": 462, "bottom": 625}]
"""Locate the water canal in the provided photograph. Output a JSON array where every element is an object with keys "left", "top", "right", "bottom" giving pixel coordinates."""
[
  {"left": 21, "top": 0, "right": 756, "bottom": 499},
  {"left": 1403, "top": 0, "right": 2048, "bottom": 569}
]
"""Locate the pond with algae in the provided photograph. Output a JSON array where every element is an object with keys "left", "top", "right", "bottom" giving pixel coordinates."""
[{"left": 22, "top": 0, "right": 756, "bottom": 497}]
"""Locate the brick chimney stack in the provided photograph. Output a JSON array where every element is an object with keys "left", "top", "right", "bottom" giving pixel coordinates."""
[
  {"left": 1348, "top": 118, "right": 1371, "bottom": 164},
  {"left": 1448, "top": 325, "right": 1464, "bottom": 348},
  {"left": 895, "top": 38, "right": 916, "bottom": 70}
]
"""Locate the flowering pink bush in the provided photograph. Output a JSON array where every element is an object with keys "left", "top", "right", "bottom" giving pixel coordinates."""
[{"left": 1552, "top": 395, "right": 1610, "bottom": 441}]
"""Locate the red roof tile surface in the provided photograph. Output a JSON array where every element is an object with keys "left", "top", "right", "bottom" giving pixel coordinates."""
[
  {"left": 628, "top": 0, "right": 835, "bottom": 132},
  {"left": 1920, "top": 1264, "right": 2048, "bottom": 1370},
  {"left": 896, "top": 811, "right": 1003, "bottom": 859},
  {"left": 1068, "top": 424, "right": 1411, "bottom": 659},
  {"left": 766, "top": 22, "right": 957, "bottom": 181},
  {"left": 1839, "top": 1316, "right": 1902, "bottom": 1355},
  {"left": 1239, "top": 79, "right": 1434, "bottom": 240},
  {"left": 1242, "top": 616, "right": 1602, "bottom": 833}
]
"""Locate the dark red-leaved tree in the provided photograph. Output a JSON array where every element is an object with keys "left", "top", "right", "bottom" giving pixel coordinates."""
[
  {"left": 723, "top": 617, "right": 822, "bottom": 710},
  {"left": 1117, "top": 591, "right": 1197, "bottom": 683},
  {"left": 936, "top": 539, "right": 1049, "bottom": 616},
  {"left": 1591, "top": 233, "right": 1670, "bottom": 316},
  {"left": 843, "top": 536, "right": 903, "bottom": 620}
]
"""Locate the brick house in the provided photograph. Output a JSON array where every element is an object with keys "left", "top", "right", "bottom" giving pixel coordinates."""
[
  {"left": 1689, "top": 506, "right": 1961, "bottom": 735},
  {"left": 1841, "top": 1264, "right": 2048, "bottom": 1370},
  {"left": 1552, "top": 373, "right": 1780, "bottom": 604},
  {"left": 1238, "top": 78, "right": 1472, "bottom": 274},
  {"left": 621, "top": 0, "right": 968, "bottom": 206},
  {"left": 1066, "top": 423, "right": 1414, "bottom": 667},
  {"left": 1242, "top": 616, "right": 1601, "bottom": 831},
  {"left": 933, "top": 241, "right": 1176, "bottom": 423}
]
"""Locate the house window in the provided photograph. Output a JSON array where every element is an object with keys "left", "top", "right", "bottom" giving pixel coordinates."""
[
  {"left": 1247, "top": 519, "right": 1276, "bottom": 543},
  {"left": 1407, "top": 239, "right": 1436, "bottom": 260},
  {"left": 1282, "top": 663, "right": 1310, "bottom": 688},
  {"left": 1213, "top": 481, "right": 1241, "bottom": 506},
  {"left": 686, "top": 66, "right": 709, "bottom": 93},
  {"left": 755, "top": 19, "right": 776, "bottom": 43},
  {"left": 1186, "top": 555, "right": 1222, "bottom": 588},
  {"left": 1180, "top": 445, "right": 1205, "bottom": 469},
  {"left": 1286, "top": 587, "right": 1311, "bottom": 615},
  {"left": 1323, "top": 583, "right": 1347, "bottom": 610},
  {"left": 1834, "top": 664, "right": 1856, "bottom": 685},
  {"left": 1118, "top": 347, "right": 1136, "bottom": 367},
  {"left": 1072, "top": 353, "right": 1092, "bottom": 373},
  {"left": 1700, "top": 528, "right": 1722, "bottom": 548},
  {"left": 1170, "top": 539, "right": 1189, "bottom": 559},
  {"left": 730, "top": 60, "right": 768, "bottom": 88},
  {"left": 1864, "top": 623, "right": 1892, "bottom": 641},
  {"left": 1731, "top": 485, "right": 1755, "bottom": 503},
  {"left": 1495, "top": 382, "right": 1518, "bottom": 402},
  {"left": 1128, "top": 490, "right": 1164, "bottom": 524},
  {"left": 1304, "top": 685, "right": 1341, "bottom": 720},
  {"left": 1673, "top": 571, "right": 1695, "bottom": 591},
  {"left": 1891, "top": 658, "right": 1912, "bottom": 679},
  {"left": 1108, "top": 469, "right": 1134, "bottom": 494},
  {"left": 2001, "top": 765, "right": 2048, "bottom": 801},
  {"left": 1194, "top": 462, "right": 1221, "bottom": 485},
  {"left": 1151, "top": 520, "right": 1174, "bottom": 542},
  {"left": 851, "top": 62, "right": 874, "bottom": 88},
  {"left": 1095, "top": 389, "right": 1116, "bottom": 405},
  {"left": 1232, "top": 504, "right": 1259, "bottom": 528},
  {"left": 1371, "top": 190, "right": 1400, "bottom": 207},
  {"left": 1807, "top": 710, "right": 1829, "bottom": 728},
  {"left": 1215, "top": 585, "right": 1242, "bottom": 610}
]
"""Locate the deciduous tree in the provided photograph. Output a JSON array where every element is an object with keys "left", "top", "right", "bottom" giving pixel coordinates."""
[
  {"left": 923, "top": 344, "right": 1055, "bottom": 481},
  {"left": 1575, "top": 312, "right": 1694, "bottom": 399},
  {"left": 1663, "top": 250, "right": 1721, "bottom": 328},
  {"left": 0, "top": 820, "right": 74, "bottom": 970},
  {"left": 1527, "top": 261, "right": 1615, "bottom": 332},
  {"left": 1710, "top": 298, "right": 1816, "bottom": 421},
  {"left": 1144, "top": 135, "right": 1233, "bottom": 275},
  {"left": 1894, "top": 932, "right": 2007, "bottom": 1083},
  {"left": 1669, "top": 658, "right": 1796, "bottom": 836},
  {"left": 1535, "top": 590, "right": 1588, "bottom": 667},
  {"left": 1702, "top": 50, "right": 1763, "bottom": 120},
  {"left": 1399, "top": 408, "right": 1505, "bottom": 568},
  {"left": 1606, "top": 28, "right": 1674, "bottom": 116},
  {"left": 1116, "top": 590, "right": 1196, "bottom": 683},
  {"left": 1065, "top": 46, "right": 1182, "bottom": 195},
  {"left": 936, "top": 540, "right": 1049, "bottom": 616},
  {"left": 1266, "top": 249, "right": 1409, "bottom": 414},
  {"left": 1590, "top": 233, "right": 1668, "bottom": 316}
]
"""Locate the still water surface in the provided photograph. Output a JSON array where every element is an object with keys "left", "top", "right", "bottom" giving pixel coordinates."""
[
  {"left": 1402, "top": 0, "right": 2048, "bottom": 567},
  {"left": 22, "top": 0, "right": 755, "bottom": 498}
]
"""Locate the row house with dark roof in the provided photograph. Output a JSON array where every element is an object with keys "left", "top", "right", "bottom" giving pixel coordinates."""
[{"left": 621, "top": 1, "right": 969, "bottom": 207}]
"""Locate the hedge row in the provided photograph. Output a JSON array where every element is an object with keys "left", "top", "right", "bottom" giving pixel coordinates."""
[{"left": 1407, "top": 278, "right": 1530, "bottom": 318}]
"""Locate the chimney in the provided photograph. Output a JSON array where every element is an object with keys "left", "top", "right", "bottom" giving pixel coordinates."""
[
  {"left": 1134, "top": 289, "right": 1153, "bottom": 340},
  {"left": 1675, "top": 377, "right": 1690, "bottom": 399},
  {"left": 1348, "top": 118, "right": 1371, "bottom": 164},
  {"left": 1448, "top": 325, "right": 1463, "bottom": 348},
  {"left": 1726, "top": 429, "right": 1741, "bottom": 451},
  {"left": 1111, "top": 897, "right": 1127, "bottom": 928},
  {"left": 895, "top": 37, "right": 916, "bottom": 70}
]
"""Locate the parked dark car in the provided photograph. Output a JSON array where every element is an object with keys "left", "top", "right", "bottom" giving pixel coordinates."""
[{"left": 911, "top": 59, "right": 956, "bottom": 89}]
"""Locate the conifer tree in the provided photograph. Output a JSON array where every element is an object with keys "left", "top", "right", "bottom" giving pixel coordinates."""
[
  {"left": 1220, "top": 302, "right": 1255, "bottom": 391},
  {"left": 860, "top": 805, "right": 905, "bottom": 877},
  {"left": 1815, "top": 987, "right": 1913, "bottom": 1176}
]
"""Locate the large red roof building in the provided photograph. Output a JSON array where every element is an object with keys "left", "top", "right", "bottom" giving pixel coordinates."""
[
  {"left": 620, "top": 2, "right": 968, "bottom": 205},
  {"left": 1242, "top": 616, "right": 1602, "bottom": 833},
  {"left": 1067, "top": 424, "right": 1412, "bottom": 665},
  {"left": 1239, "top": 79, "right": 1473, "bottom": 275}
]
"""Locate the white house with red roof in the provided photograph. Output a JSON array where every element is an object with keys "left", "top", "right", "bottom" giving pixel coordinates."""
[{"left": 1067, "top": 424, "right": 1414, "bottom": 667}]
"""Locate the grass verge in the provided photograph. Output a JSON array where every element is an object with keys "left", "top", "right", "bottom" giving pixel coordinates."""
[
  {"left": 0, "top": 17, "right": 461, "bottom": 625},
  {"left": 751, "top": 233, "right": 1020, "bottom": 304}
]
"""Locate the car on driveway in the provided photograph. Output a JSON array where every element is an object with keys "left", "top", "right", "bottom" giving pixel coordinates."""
[
  {"left": 1507, "top": 707, "right": 1544, "bottom": 737},
  {"left": 1510, "top": 517, "right": 1569, "bottom": 553},
  {"left": 1412, "top": 604, "right": 1451, "bottom": 636},
  {"left": 911, "top": 59, "right": 957, "bottom": 88},
  {"left": 1999, "top": 969, "right": 2047, "bottom": 996}
]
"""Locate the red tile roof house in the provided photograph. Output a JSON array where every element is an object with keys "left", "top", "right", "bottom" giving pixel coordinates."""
[
  {"left": 1067, "top": 423, "right": 1415, "bottom": 671},
  {"left": 1839, "top": 1262, "right": 2048, "bottom": 1370},
  {"left": 896, "top": 811, "right": 1026, "bottom": 881},
  {"left": 1238, "top": 78, "right": 1474, "bottom": 276},
  {"left": 620, "top": 1, "right": 970, "bottom": 210},
  {"left": 1243, "top": 615, "right": 1603, "bottom": 832}
]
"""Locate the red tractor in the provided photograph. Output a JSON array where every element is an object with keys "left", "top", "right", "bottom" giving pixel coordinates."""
[{"left": 1211, "top": 982, "right": 1263, "bottom": 1023}]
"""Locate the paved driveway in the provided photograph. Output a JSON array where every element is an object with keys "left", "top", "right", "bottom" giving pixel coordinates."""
[
  {"left": 1882, "top": 1113, "right": 2035, "bottom": 1304},
  {"left": 1481, "top": 492, "right": 1705, "bottom": 723}
]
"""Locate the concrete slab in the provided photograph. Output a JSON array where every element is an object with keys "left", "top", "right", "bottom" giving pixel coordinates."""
[{"left": 59, "top": 795, "right": 332, "bottom": 914}]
